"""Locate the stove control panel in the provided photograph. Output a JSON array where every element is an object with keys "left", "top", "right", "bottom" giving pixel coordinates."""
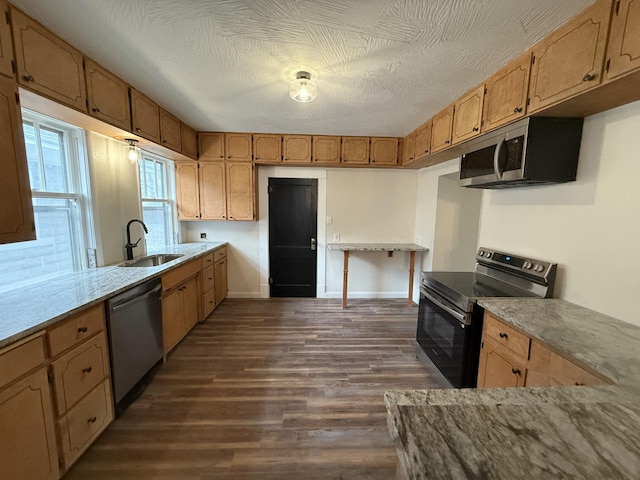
[{"left": 476, "top": 247, "right": 555, "bottom": 279}]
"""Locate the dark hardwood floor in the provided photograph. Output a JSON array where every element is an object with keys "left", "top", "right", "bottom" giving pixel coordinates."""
[{"left": 65, "top": 298, "right": 449, "bottom": 480}]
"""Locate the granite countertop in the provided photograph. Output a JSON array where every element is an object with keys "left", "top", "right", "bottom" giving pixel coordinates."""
[
  {"left": 385, "top": 299, "right": 640, "bottom": 479},
  {"left": 327, "top": 242, "right": 429, "bottom": 251},
  {"left": 0, "top": 241, "right": 226, "bottom": 349}
]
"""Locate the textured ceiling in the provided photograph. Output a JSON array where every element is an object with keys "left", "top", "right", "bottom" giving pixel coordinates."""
[{"left": 11, "top": 0, "right": 595, "bottom": 136}]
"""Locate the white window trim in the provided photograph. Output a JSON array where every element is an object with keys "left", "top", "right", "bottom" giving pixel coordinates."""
[{"left": 139, "top": 151, "right": 178, "bottom": 246}]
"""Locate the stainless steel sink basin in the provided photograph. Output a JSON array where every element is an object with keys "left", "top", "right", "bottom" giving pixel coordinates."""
[{"left": 120, "top": 254, "right": 184, "bottom": 267}]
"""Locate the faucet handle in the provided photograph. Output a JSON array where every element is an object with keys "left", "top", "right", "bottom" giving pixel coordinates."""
[{"left": 133, "top": 237, "right": 142, "bottom": 247}]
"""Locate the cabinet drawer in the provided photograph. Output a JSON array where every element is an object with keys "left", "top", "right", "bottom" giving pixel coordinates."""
[
  {"left": 162, "top": 259, "right": 200, "bottom": 291},
  {"left": 51, "top": 331, "right": 110, "bottom": 414},
  {"left": 484, "top": 313, "right": 530, "bottom": 359},
  {"left": 0, "top": 334, "right": 46, "bottom": 389},
  {"left": 48, "top": 304, "right": 105, "bottom": 357},
  {"left": 203, "top": 288, "right": 216, "bottom": 318},
  {"left": 202, "top": 265, "right": 214, "bottom": 292},
  {"left": 213, "top": 245, "right": 227, "bottom": 262},
  {"left": 58, "top": 379, "right": 113, "bottom": 468},
  {"left": 201, "top": 252, "right": 214, "bottom": 270}
]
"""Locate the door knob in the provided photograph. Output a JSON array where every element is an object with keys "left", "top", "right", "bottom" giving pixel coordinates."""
[{"left": 310, "top": 238, "right": 316, "bottom": 251}]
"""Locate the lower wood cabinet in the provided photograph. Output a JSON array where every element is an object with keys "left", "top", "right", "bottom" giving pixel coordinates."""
[
  {"left": 200, "top": 252, "right": 216, "bottom": 320},
  {"left": 213, "top": 246, "right": 228, "bottom": 307},
  {"left": 162, "top": 260, "right": 200, "bottom": 353},
  {"left": 477, "top": 338, "right": 526, "bottom": 388}
]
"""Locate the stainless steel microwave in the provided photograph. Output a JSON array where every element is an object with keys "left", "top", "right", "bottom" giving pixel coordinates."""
[{"left": 459, "top": 117, "right": 583, "bottom": 189}]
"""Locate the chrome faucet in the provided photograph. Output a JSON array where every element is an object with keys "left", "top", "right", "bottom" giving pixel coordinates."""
[{"left": 125, "top": 219, "right": 148, "bottom": 260}]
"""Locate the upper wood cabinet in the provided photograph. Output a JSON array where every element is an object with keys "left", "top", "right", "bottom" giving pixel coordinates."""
[
  {"left": 84, "top": 58, "right": 131, "bottom": 131},
  {"left": 199, "top": 132, "right": 225, "bottom": 161},
  {"left": 527, "top": 0, "right": 613, "bottom": 113},
  {"left": 199, "top": 162, "right": 226, "bottom": 220},
  {"left": 312, "top": 135, "right": 341, "bottom": 164},
  {"left": 180, "top": 123, "right": 198, "bottom": 159},
  {"left": 225, "top": 133, "right": 252, "bottom": 161},
  {"left": 370, "top": 137, "right": 398, "bottom": 165},
  {"left": 605, "top": 0, "right": 640, "bottom": 81},
  {"left": 0, "top": 76, "right": 35, "bottom": 244},
  {"left": 402, "top": 131, "right": 416, "bottom": 165},
  {"left": 253, "top": 133, "right": 281, "bottom": 163},
  {"left": 282, "top": 135, "right": 311, "bottom": 163},
  {"left": 226, "top": 162, "right": 255, "bottom": 220},
  {"left": 430, "top": 105, "right": 454, "bottom": 153},
  {"left": 0, "top": 0, "right": 14, "bottom": 78},
  {"left": 159, "top": 108, "right": 181, "bottom": 152},
  {"left": 414, "top": 120, "right": 432, "bottom": 160},
  {"left": 130, "top": 88, "right": 160, "bottom": 143},
  {"left": 452, "top": 84, "right": 484, "bottom": 145},
  {"left": 11, "top": 6, "right": 87, "bottom": 112},
  {"left": 175, "top": 161, "right": 200, "bottom": 220},
  {"left": 482, "top": 52, "right": 531, "bottom": 132},
  {"left": 341, "top": 136, "right": 370, "bottom": 165}
]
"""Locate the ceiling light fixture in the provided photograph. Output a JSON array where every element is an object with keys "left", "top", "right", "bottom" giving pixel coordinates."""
[
  {"left": 289, "top": 71, "right": 317, "bottom": 103},
  {"left": 125, "top": 138, "right": 140, "bottom": 165}
]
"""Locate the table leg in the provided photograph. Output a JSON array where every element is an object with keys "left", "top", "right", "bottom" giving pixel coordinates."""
[
  {"left": 342, "top": 250, "right": 349, "bottom": 309},
  {"left": 408, "top": 250, "right": 416, "bottom": 307}
]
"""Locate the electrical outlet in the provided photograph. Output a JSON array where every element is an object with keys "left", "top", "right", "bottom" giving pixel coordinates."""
[
  {"left": 333, "top": 233, "right": 340, "bottom": 242},
  {"left": 200, "top": 232, "right": 207, "bottom": 239},
  {"left": 327, "top": 216, "right": 333, "bottom": 224}
]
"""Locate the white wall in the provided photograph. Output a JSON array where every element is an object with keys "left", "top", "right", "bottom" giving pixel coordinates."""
[
  {"left": 478, "top": 101, "right": 640, "bottom": 325},
  {"left": 87, "top": 133, "right": 143, "bottom": 266}
]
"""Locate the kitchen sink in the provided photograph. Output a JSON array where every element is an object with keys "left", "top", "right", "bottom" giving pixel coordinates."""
[{"left": 119, "top": 254, "right": 184, "bottom": 267}]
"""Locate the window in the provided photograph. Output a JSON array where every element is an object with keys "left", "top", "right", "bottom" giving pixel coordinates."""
[
  {"left": 0, "top": 111, "right": 92, "bottom": 292},
  {"left": 139, "top": 153, "right": 177, "bottom": 250}
]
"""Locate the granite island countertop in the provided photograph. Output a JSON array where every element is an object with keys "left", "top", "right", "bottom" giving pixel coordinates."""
[
  {"left": 0, "top": 241, "right": 226, "bottom": 349},
  {"left": 385, "top": 299, "right": 640, "bottom": 480}
]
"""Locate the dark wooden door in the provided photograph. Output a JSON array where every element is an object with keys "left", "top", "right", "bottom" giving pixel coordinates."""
[{"left": 269, "top": 178, "right": 317, "bottom": 297}]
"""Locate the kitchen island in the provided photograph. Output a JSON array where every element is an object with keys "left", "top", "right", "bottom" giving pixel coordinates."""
[{"left": 385, "top": 299, "right": 640, "bottom": 479}]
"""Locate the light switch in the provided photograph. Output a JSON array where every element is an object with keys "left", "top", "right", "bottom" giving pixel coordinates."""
[{"left": 333, "top": 233, "right": 340, "bottom": 242}]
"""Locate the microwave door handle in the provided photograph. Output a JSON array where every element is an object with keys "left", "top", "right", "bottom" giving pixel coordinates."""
[{"left": 493, "top": 137, "right": 506, "bottom": 180}]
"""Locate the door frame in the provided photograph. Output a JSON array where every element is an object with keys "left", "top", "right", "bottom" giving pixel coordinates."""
[{"left": 258, "top": 166, "right": 327, "bottom": 298}]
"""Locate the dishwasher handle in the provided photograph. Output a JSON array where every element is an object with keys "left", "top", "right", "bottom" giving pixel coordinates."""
[{"left": 111, "top": 283, "right": 162, "bottom": 313}]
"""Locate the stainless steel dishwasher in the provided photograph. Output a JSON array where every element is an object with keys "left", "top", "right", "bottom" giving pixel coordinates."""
[{"left": 107, "top": 278, "right": 163, "bottom": 412}]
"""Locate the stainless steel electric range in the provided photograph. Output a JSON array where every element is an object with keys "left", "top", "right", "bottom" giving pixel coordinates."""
[{"left": 416, "top": 247, "right": 557, "bottom": 388}]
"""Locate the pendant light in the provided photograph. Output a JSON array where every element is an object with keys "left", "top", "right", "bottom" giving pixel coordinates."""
[
  {"left": 125, "top": 138, "right": 141, "bottom": 165},
  {"left": 289, "top": 71, "right": 317, "bottom": 103}
]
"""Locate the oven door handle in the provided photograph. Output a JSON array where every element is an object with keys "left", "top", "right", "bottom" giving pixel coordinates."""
[{"left": 420, "top": 287, "right": 468, "bottom": 324}]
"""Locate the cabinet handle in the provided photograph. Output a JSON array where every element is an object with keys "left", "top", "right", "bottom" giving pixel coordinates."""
[
  {"left": 511, "top": 368, "right": 521, "bottom": 375},
  {"left": 582, "top": 73, "right": 596, "bottom": 82},
  {"left": 82, "top": 366, "right": 92, "bottom": 374},
  {"left": 78, "top": 326, "right": 88, "bottom": 333},
  {"left": 22, "top": 74, "right": 34, "bottom": 82},
  {"left": 92, "top": 107, "right": 100, "bottom": 113},
  {"left": 229, "top": 216, "right": 233, "bottom": 219},
  {"left": 472, "top": 127, "right": 479, "bottom": 132},
  {"left": 284, "top": 157, "right": 288, "bottom": 161},
  {"left": 135, "top": 127, "right": 141, "bottom": 132},
  {"left": 208, "top": 277, "right": 213, "bottom": 280},
  {"left": 575, "top": 382, "right": 585, "bottom": 386},
  {"left": 445, "top": 140, "right": 450, "bottom": 144},
  {"left": 513, "top": 107, "right": 523, "bottom": 113},
  {"left": 87, "top": 416, "right": 97, "bottom": 424},
  {"left": 498, "top": 332, "right": 508, "bottom": 338},
  {"left": 162, "top": 139, "right": 168, "bottom": 144}
]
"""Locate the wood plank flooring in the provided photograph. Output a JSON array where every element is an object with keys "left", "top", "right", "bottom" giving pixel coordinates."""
[{"left": 64, "top": 298, "right": 450, "bottom": 480}]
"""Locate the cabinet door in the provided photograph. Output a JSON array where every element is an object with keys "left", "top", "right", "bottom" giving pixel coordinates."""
[
  {"left": 226, "top": 162, "right": 255, "bottom": 221},
  {"left": 84, "top": 58, "right": 131, "bottom": 131},
  {"left": 0, "top": 368, "right": 59, "bottom": 480},
  {"left": 452, "top": 85, "right": 484, "bottom": 145},
  {"left": 341, "top": 136, "right": 370, "bottom": 164},
  {"left": 159, "top": 108, "right": 181, "bottom": 152},
  {"left": 199, "top": 162, "right": 226, "bottom": 220},
  {"left": 482, "top": 52, "right": 531, "bottom": 132},
  {"left": 199, "top": 132, "right": 225, "bottom": 161},
  {"left": 182, "top": 276, "right": 199, "bottom": 332},
  {"left": 253, "top": 133, "right": 281, "bottom": 163},
  {"left": 527, "top": 0, "right": 612, "bottom": 113},
  {"left": 402, "top": 131, "right": 416, "bottom": 165},
  {"left": 0, "top": 0, "right": 14, "bottom": 78},
  {"left": 214, "top": 258, "right": 228, "bottom": 307},
  {"left": 175, "top": 161, "right": 200, "bottom": 220},
  {"left": 11, "top": 7, "right": 86, "bottom": 112},
  {"left": 477, "top": 338, "right": 526, "bottom": 388},
  {"left": 130, "top": 88, "right": 160, "bottom": 143},
  {"left": 430, "top": 105, "right": 454, "bottom": 153},
  {"left": 282, "top": 135, "right": 312, "bottom": 163},
  {"left": 312, "top": 136, "right": 341, "bottom": 164},
  {"left": 0, "top": 76, "right": 35, "bottom": 244},
  {"left": 162, "top": 287, "right": 182, "bottom": 352},
  {"left": 225, "top": 132, "right": 252, "bottom": 161},
  {"left": 370, "top": 137, "right": 398, "bottom": 165},
  {"left": 606, "top": 0, "right": 640, "bottom": 80},
  {"left": 180, "top": 123, "right": 198, "bottom": 159},
  {"left": 414, "top": 120, "right": 432, "bottom": 160}
]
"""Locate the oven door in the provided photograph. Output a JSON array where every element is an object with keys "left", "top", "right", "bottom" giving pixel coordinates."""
[{"left": 416, "top": 286, "right": 480, "bottom": 387}]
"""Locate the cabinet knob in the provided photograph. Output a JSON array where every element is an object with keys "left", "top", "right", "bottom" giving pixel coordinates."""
[
  {"left": 499, "top": 332, "right": 508, "bottom": 339},
  {"left": 78, "top": 326, "right": 88, "bottom": 333},
  {"left": 92, "top": 107, "right": 100, "bottom": 113},
  {"left": 82, "top": 366, "right": 92, "bottom": 374},
  {"left": 511, "top": 368, "right": 521, "bottom": 375},
  {"left": 445, "top": 140, "right": 450, "bottom": 144},
  {"left": 513, "top": 106, "right": 523, "bottom": 113},
  {"left": 135, "top": 127, "right": 141, "bottom": 132},
  {"left": 582, "top": 73, "right": 596, "bottom": 82},
  {"left": 22, "top": 74, "right": 34, "bottom": 82},
  {"left": 284, "top": 157, "right": 288, "bottom": 161},
  {"left": 87, "top": 416, "right": 97, "bottom": 424}
]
